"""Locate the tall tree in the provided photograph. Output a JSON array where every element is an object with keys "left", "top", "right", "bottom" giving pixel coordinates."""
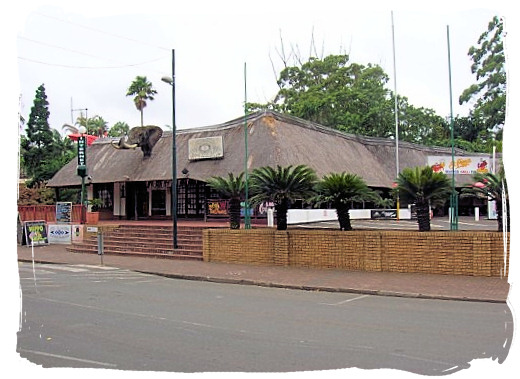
[
  {"left": 248, "top": 54, "right": 453, "bottom": 145},
  {"left": 126, "top": 76, "right": 157, "bottom": 126},
  {"left": 459, "top": 16, "right": 505, "bottom": 138},
  {"left": 108, "top": 121, "right": 130, "bottom": 137},
  {"left": 22, "top": 84, "right": 54, "bottom": 187}
]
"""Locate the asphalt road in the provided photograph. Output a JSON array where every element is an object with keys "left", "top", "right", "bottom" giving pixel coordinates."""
[{"left": 17, "top": 262, "right": 513, "bottom": 374}]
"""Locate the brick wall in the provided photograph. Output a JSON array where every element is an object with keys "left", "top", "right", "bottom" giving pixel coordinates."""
[{"left": 203, "top": 229, "right": 509, "bottom": 277}]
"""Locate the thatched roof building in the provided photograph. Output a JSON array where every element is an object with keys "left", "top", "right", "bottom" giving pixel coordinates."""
[{"left": 48, "top": 110, "right": 489, "bottom": 189}]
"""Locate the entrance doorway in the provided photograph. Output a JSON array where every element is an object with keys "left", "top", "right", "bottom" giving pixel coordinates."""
[
  {"left": 151, "top": 190, "right": 166, "bottom": 216},
  {"left": 126, "top": 182, "right": 148, "bottom": 220},
  {"left": 177, "top": 179, "right": 206, "bottom": 218}
]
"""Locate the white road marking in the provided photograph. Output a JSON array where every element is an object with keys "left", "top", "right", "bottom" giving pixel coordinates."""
[
  {"left": 39, "top": 265, "right": 88, "bottom": 273},
  {"left": 321, "top": 294, "right": 370, "bottom": 306},
  {"left": 18, "top": 348, "right": 118, "bottom": 368},
  {"left": 74, "top": 264, "right": 119, "bottom": 270}
]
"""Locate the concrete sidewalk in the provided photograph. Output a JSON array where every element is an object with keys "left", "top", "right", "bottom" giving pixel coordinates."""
[{"left": 17, "top": 244, "right": 510, "bottom": 303}]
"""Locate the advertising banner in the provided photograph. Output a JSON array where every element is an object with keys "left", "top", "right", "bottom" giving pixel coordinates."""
[
  {"left": 23, "top": 220, "right": 48, "bottom": 246},
  {"left": 72, "top": 224, "right": 84, "bottom": 242},
  {"left": 48, "top": 224, "right": 72, "bottom": 244},
  {"left": 56, "top": 202, "right": 72, "bottom": 223},
  {"left": 428, "top": 156, "right": 490, "bottom": 175}
]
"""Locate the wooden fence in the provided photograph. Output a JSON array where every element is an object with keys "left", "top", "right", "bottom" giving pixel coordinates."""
[{"left": 18, "top": 205, "right": 84, "bottom": 223}]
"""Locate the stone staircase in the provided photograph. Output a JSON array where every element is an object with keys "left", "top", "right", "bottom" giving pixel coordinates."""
[{"left": 67, "top": 224, "right": 204, "bottom": 261}]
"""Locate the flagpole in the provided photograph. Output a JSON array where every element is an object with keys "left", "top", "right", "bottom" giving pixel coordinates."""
[
  {"left": 392, "top": 11, "right": 400, "bottom": 221},
  {"left": 244, "top": 62, "right": 251, "bottom": 229},
  {"left": 447, "top": 25, "right": 458, "bottom": 230}
]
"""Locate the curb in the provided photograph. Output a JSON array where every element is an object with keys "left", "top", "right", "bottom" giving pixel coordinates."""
[{"left": 133, "top": 270, "right": 506, "bottom": 304}]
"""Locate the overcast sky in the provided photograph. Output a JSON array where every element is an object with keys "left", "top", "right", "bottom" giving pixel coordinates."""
[
  {"left": 4, "top": 1, "right": 520, "bottom": 378},
  {"left": 13, "top": 0, "right": 513, "bottom": 134}
]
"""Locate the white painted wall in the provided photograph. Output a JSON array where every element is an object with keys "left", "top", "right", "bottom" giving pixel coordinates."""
[{"left": 287, "top": 208, "right": 411, "bottom": 224}]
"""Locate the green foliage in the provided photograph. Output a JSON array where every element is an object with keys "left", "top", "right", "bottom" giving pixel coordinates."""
[
  {"left": 459, "top": 16, "right": 505, "bottom": 137},
  {"left": 108, "top": 121, "right": 130, "bottom": 137},
  {"left": 207, "top": 172, "right": 245, "bottom": 199},
  {"left": 21, "top": 84, "right": 76, "bottom": 189},
  {"left": 88, "top": 198, "right": 103, "bottom": 212},
  {"left": 207, "top": 173, "right": 245, "bottom": 229},
  {"left": 127, "top": 76, "right": 157, "bottom": 126},
  {"left": 461, "top": 166, "right": 509, "bottom": 231},
  {"left": 250, "top": 165, "right": 317, "bottom": 230},
  {"left": 396, "top": 166, "right": 451, "bottom": 231},
  {"left": 314, "top": 172, "right": 379, "bottom": 230}
]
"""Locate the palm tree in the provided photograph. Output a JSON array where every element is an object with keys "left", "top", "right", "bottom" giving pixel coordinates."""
[
  {"left": 250, "top": 165, "right": 317, "bottom": 230},
  {"left": 126, "top": 76, "right": 157, "bottom": 126},
  {"left": 461, "top": 167, "right": 509, "bottom": 231},
  {"left": 396, "top": 166, "right": 451, "bottom": 231},
  {"left": 206, "top": 173, "right": 245, "bottom": 229},
  {"left": 314, "top": 172, "right": 379, "bottom": 231},
  {"left": 89, "top": 115, "right": 108, "bottom": 136}
]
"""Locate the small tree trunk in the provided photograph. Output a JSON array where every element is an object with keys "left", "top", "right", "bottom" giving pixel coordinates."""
[
  {"left": 416, "top": 202, "right": 431, "bottom": 231},
  {"left": 228, "top": 198, "right": 241, "bottom": 229},
  {"left": 496, "top": 199, "right": 503, "bottom": 232},
  {"left": 275, "top": 199, "right": 289, "bottom": 231},
  {"left": 336, "top": 204, "right": 352, "bottom": 231}
]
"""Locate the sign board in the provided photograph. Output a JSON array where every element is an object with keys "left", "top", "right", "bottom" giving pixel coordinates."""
[
  {"left": 428, "top": 156, "right": 490, "bottom": 175},
  {"left": 48, "top": 224, "right": 72, "bottom": 244},
  {"left": 72, "top": 224, "right": 84, "bottom": 242},
  {"left": 56, "top": 202, "right": 72, "bottom": 223},
  {"left": 371, "top": 209, "right": 397, "bottom": 219},
  {"left": 23, "top": 220, "right": 48, "bottom": 246},
  {"left": 188, "top": 136, "right": 224, "bottom": 160},
  {"left": 77, "top": 136, "right": 86, "bottom": 166},
  {"left": 86, "top": 226, "right": 99, "bottom": 234}
]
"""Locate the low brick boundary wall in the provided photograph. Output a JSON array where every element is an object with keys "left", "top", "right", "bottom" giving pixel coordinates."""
[{"left": 203, "top": 229, "right": 509, "bottom": 277}]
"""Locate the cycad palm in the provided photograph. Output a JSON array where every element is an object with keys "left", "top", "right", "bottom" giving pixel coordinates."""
[
  {"left": 206, "top": 173, "right": 245, "bottom": 229},
  {"left": 461, "top": 167, "right": 509, "bottom": 231},
  {"left": 126, "top": 76, "right": 157, "bottom": 126},
  {"left": 314, "top": 172, "right": 378, "bottom": 231},
  {"left": 250, "top": 165, "right": 317, "bottom": 230},
  {"left": 396, "top": 166, "right": 451, "bottom": 231}
]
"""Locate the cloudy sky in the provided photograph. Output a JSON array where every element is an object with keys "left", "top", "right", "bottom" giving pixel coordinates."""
[
  {"left": 5, "top": 1, "right": 520, "bottom": 377},
  {"left": 12, "top": 0, "right": 513, "bottom": 134}
]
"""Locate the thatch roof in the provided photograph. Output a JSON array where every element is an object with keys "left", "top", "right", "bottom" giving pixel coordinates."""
[{"left": 47, "top": 111, "right": 491, "bottom": 188}]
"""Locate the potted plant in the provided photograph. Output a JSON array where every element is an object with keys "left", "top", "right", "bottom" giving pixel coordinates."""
[{"left": 86, "top": 198, "right": 103, "bottom": 224}]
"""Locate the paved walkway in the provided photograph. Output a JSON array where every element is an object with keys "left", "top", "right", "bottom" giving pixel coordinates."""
[{"left": 17, "top": 244, "right": 510, "bottom": 303}]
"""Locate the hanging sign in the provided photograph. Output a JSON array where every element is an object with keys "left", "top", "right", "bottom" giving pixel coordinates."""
[{"left": 77, "top": 136, "right": 87, "bottom": 166}]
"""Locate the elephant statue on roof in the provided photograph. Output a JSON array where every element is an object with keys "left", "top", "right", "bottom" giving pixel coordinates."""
[{"left": 111, "top": 126, "right": 163, "bottom": 158}]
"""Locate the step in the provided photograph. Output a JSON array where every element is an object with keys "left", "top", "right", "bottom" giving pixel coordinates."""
[
  {"left": 67, "top": 246, "right": 203, "bottom": 261},
  {"left": 78, "top": 236, "right": 202, "bottom": 250},
  {"left": 71, "top": 240, "right": 202, "bottom": 253}
]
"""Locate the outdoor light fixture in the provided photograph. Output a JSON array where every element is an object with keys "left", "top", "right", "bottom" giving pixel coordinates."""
[{"left": 161, "top": 49, "right": 178, "bottom": 249}]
